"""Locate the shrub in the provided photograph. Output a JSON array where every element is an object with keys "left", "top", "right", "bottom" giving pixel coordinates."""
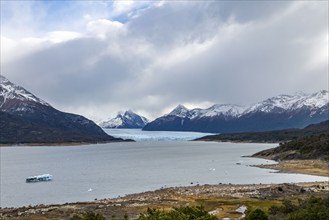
[
  {"left": 246, "top": 208, "right": 268, "bottom": 220},
  {"left": 82, "top": 212, "right": 106, "bottom": 220},
  {"left": 269, "top": 196, "right": 329, "bottom": 220},
  {"left": 137, "top": 206, "right": 217, "bottom": 220}
]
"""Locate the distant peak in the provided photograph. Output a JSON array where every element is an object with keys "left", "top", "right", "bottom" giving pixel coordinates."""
[
  {"left": 169, "top": 104, "right": 189, "bottom": 117},
  {"left": 117, "top": 110, "right": 137, "bottom": 117},
  {"left": 124, "top": 109, "right": 135, "bottom": 115},
  {"left": 174, "top": 104, "right": 188, "bottom": 110},
  {"left": 100, "top": 110, "right": 148, "bottom": 128}
]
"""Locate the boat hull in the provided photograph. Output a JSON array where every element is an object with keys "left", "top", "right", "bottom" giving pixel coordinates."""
[{"left": 26, "top": 174, "right": 53, "bottom": 183}]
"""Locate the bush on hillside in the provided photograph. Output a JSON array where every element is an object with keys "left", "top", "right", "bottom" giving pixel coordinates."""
[
  {"left": 137, "top": 205, "right": 217, "bottom": 220},
  {"left": 246, "top": 208, "right": 268, "bottom": 220}
]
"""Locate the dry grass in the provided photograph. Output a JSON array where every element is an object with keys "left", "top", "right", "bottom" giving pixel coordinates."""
[
  {"left": 1, "top": 182, "right": 328, "bottom": 220},
  {"left": 256, "top": 159, "right": 329, "bottom": 177}
]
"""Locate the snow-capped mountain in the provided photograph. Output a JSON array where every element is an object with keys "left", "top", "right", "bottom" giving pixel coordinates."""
[
  {"left": 0, "top": 75, "right": 123, "bottom": 144},
  {"left": 143, "top": 91, "right": 329, "bottom": 133},
  {"left": 198, "top": 104, "right": 246, "bottom": 118},
  {"left": 0, "top": 75, "right": 50, "bottom": 110},
  {"left": 166, "top": 104, "right": 246, "bottom": 119},
  {"left": 244, "top": 90, "right": 329, "bottom": 114},
  {"left": 100, "top": 110, "right": 149, "bottom": 129},
  {"left": 167, "top": 104, "right": 190, "bottom": 118}
]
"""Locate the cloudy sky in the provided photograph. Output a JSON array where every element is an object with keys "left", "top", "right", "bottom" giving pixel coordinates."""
[{"left": 1, "top": 0, "right": 328, "bottom": 121}]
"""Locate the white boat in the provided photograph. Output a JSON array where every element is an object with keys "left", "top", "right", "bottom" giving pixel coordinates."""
[{"left": 26, "top": 174, "right": 53, "bottom": 183}]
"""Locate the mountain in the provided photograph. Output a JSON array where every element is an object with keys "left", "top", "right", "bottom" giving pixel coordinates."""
[
  {"left": 143, "top": 91, "right": 329, "bottom": 133},
  {"left": 0, "top": 75, "right": 125, "bottom": 144},
  {"left": 100, "top": 110, "right": 149, "bottom": 129}
]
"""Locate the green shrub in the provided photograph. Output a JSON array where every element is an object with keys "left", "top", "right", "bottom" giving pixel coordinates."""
[
  {"left": 82, "top": 211, "right": 106, "bottom": 220},
  {"left": 137, "top": 205, "right": 217, "bottom": 220},
  {"left": 269, "top": 196, "right": 329, "bottom": 220},
  {"left": 246, "top": 208, "right": 268, "bottom": 220}
]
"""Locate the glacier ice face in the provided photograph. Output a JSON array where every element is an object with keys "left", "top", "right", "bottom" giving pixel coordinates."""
[{"left": 103, "top": 128, "right": 214, "bottom": 141}]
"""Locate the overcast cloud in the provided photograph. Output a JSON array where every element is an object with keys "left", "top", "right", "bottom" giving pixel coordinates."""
[{"left": 1, "top": 1, "right": 328, "bottom": 121}]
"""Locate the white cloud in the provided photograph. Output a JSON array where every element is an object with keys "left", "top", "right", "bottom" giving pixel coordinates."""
[
  {"left": 112, "top": 1, "right": 136, "bottom": 17},
  {"left": 47, "top": 31, "right": 83, "bottom": 43},
  {"left": 302, "top": 31, "right": 328, "bottom": 71},
  {"left": 87, "top": 19, "right": 125, "bottom": 39}
]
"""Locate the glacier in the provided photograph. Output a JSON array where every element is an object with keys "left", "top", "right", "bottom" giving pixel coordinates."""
[{"left": 103, "top": 128, "right": 214, "bottom": 141}]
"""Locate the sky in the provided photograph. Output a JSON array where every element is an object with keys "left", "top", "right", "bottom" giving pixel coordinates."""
[{"left": 1, "top": 0, "right": 328, "bottom": 121}]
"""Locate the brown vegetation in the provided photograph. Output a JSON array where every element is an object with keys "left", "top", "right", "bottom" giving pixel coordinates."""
[{"left": 1, "top": 182, "right": 328, "bottom": 220}]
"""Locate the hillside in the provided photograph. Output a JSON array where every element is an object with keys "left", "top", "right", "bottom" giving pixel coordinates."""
[
  {"left": 252, "top": 133, "right": 329, "bottom": 161},
  {"left": 196, "top": 120, "right": 329, "bottom": 162},
  {"left": 0, "top": 111, "right": 125, "bottom": 145},
  {"left": 195, "top": 120, "right": 329, "bottom": 143}
]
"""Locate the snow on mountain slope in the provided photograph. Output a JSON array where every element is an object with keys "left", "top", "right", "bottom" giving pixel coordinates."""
[
  {"left": 167, "top": 104, "right": 190, "bottom": 117},
  {"left": 244, "top": 94, "right": 298, "bottom": 113},
  {"left": 167, "top": 104, "right": 246, "bottom": 119},
  {"left": 100, "top": 110, "right": 149, "bottom": 129},
  {"left": 143, "top": 90, "right": 329, "bottom": 133},
  {"left": 291, "top": 90, "right": 328, "bottom": 110},
  {"left": 157, "top": 91, "right": 328, "bottom": 121},
  {"left": 244, "top": 90, "right": 328, "bottom": 114},
  {"left": 200, "top": 104, "right": 246, "bottom": 118},
  {"left": 0, "top": 75, "right": 50, "bottom": 108}
]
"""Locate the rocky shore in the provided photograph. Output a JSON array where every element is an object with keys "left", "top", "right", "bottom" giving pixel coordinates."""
[{"left": 1, "top": 182, "right": 328, "bottom": 220}]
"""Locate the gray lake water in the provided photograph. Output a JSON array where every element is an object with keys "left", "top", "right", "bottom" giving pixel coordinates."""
[{"left": 0, "top": 141, "right": 327, "bottom": 208}]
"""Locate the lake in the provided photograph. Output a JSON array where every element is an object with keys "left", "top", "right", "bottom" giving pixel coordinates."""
[{"left": 0, "top": 130, "right": 327, "bottom": 208}]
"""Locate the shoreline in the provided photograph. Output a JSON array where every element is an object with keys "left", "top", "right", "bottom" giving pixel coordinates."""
[
  {"left": 199, "top": 140, "right": 329, "bottom": 178},
  {"left": 193, "top": 139, "right": 280, "bottom": 144},
  {"left": 1, "top": 181, "right": 328, "bottom": 219},
  {"left": 252, "top": 158, "right": 329, "bottom": 177},
  {"left": 0, "top": 139, "right": 134, "bottom": 147},
  {"left": 1, "top": 138, "right": 279, "bottom": 147}
]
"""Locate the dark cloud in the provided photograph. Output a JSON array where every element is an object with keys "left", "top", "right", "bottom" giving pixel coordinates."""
[{"left": 1, "top": 1, "right": 328, "bottom": 120}]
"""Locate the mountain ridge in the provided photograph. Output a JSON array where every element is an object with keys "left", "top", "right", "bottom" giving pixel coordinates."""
[
  {"left": 0, "top": 75, "right": 126, "bottom": 144},
  {"left": 143, "top": 90, "right": 329, "bottom": 133}
]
